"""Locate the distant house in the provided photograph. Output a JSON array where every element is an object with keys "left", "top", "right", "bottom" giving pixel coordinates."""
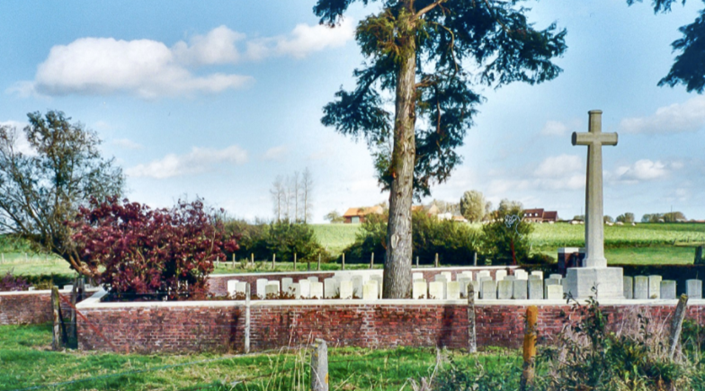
[
  {"left": 411, "top": 204, "right": 440, "bottom": 216},
  {"left": 342, "top": 206, "right": 384, "bottom": 224},
  {"left": 523, "top": 208, "right": 559, "bottom": 223}
]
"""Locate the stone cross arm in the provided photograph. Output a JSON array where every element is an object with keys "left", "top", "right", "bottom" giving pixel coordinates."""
[{"left": 572, "top": 131, "right": 618, "bottom": 147}]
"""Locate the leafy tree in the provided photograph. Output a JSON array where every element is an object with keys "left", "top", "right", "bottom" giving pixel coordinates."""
[
  {"left": 459, "top": 190, "right": 486, "bottom": 223},
  {"left": 345, "top": 212, "right": 388, "bottom": 262},
  {"left": 481, "top": 199, "right": 533, "bottom": 265},
  {"left": 264, "top": 221, "right": 326, "bottom": 262},
  {"left": 573, "top": 215, "right": 585, "bottom": 222},
  {"left": 324, "top": 210, "right": 345, "bottom": 223},
  {"left": 664, "top": 211, "right": 687, "bottom": 222},
  {"left": 314, "top": 0, "right": 566, "bottom": 297},
  {"left": 604, "top": 215, "right": 614, "bottom": 224},
  {"left": 0, "top": 111, "right": 124, "bottom": 277},
  {"left": 71, "top": 197, "right": 238, "bottom": 300},
  {"left": 616, "top": 212, "right": 635, "bottom": 223}
]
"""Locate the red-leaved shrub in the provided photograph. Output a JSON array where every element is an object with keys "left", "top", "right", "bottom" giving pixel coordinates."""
[{"left": 71, "top": 197, "right": 238, "bottom": 300}]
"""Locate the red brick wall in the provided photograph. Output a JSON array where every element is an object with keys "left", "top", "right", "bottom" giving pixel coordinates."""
[
  {"left": 76, "top": 301, "right": 705, "bottom": 354},
  {"left": 0, "top": 292, "right": 53, "bottom": 325}
]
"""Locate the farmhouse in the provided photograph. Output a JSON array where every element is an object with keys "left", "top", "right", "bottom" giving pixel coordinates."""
[
  {"left": 523, "top": 208, "right": 558, "bottom": 223},
  {"left": 342, "top": 205, "right": 384, "bottom": 223}
]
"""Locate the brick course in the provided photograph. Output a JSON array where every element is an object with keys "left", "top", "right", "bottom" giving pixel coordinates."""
[{"left": 76, "top": 299, "right": 705, "bottom": 354}]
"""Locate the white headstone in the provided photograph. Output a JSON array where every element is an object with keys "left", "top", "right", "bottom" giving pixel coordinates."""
[
  {"left": 282, "top": 277, "right": 294, "bottom": 294},
  {"left": 497, "top": 280, "right": 513, "bottom": 299},
  {"left": 495, "top": 270, "right": 507, "bottom": 281},
  {"left": 457, "top": 276, "right": 472, "bottom": 298},
  {"left": 447, "top": 281, "right": 461, "bottom": 300},
  {"left": 648, "top": 275, "right": 662, "bottom": 299},
  {"left": 434, "top": 274, "right": 448, "bottom": 283},
  {"left": 477, "top": 270, "right": 491, "bottom": 281},
  {"left": 413, "top": 272, "right": 424, "bottom": 281},
  {"left": 441, "top": 271, "right": 453, "bottom": 281},
  {"left": 235, "top": 282, "right": 248, "bottom": 296},
  {"left": 308, "top": 276, "right": 319, "bottom": 283},
  {"left": 634, "top": 276, "right": 649, "bottom": 299},
  {"left": 362, "top": 281, "right": 378, "bottom": 300},
  {"left": 481, "top": 280, "right": 496, "bottom": 300},
  {"left": 545, "top": 284, "right": 563, "bottom": 300},
  {"left": 256, "top": 278, "right": 268, "bottom": 298},
  {"left": 352, "top": 275, "right": 364, "bottom": 298},
  {"left": 623, "top": 276, "right": 633, "bottom": 299},
  {"left": 513, "top": 280, "right": 528, "bottom": 300},
  {"left": 429, "top": 281, "right": 445, "bottom": 299},
  {"left": 528, "top": 279, "right": 543, "bottom": 300},
  {"left": 687, "top": 279, "right": 702, "bottom": 299},
  {"left": 324, "top": 278, "right": 338, "bottom": 299},
  {"left": 339, "top": 280, "right": 353, "bottom": 299},
  {"left": 265, "top": 282, "right": 280, "bottom": 298},
  {"left": 530, "top": 271, "right": 543, "bottom": 280},
  {"left": 514, "top": 270, "right": 529, "bottom": 280},
  {"left": 227, "top": 280, "right": 239, "bottom": 296},
  {"left": 660, "top": 280, "right": 676, "bottom": 300},
  {"left": 298, "top": 280, "right": 311, "bottom": 299},
  {"left": 310, "top": 281, "right": 324, "bottom": 299},
  {"left": 413, "top": 280, "right": 427, "bottom": 299}
]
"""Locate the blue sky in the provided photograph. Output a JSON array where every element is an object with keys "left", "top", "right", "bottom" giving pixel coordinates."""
[{"left": 1, "top": 0, "right": 704, "bottom": 222}]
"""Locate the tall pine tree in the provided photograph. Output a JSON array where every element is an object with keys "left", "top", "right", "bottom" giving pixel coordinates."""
[{"left": 314, "top": 0, "right": 566, "bottom": 297}]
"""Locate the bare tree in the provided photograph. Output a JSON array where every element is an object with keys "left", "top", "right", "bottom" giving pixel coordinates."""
[
  {"left": 292, "top": 171, "right": 300, "bottom": 222},
  {"left": 271, "top": 175, "right": 285, "bottom": 222},
  {"left": 301, "top": 168, "right": 313, "bottom": 223}
]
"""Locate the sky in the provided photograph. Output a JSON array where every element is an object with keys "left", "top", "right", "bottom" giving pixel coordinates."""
[{"left": 1, "top": 0, "right": 704, "bottom": 223}]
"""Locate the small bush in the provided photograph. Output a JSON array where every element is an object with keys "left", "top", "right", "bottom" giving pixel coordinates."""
[{"left": 0, "top": 270, "right": 30, "bottom": 291}]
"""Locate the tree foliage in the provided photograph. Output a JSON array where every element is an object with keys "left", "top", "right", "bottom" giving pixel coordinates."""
[
  {"left": 71, "top": 197, "right": 238, "bottom": 300},
  {"left": 324, "top": 210, "right": 345, "bottom": 223},
  {"left": 0, "top": 111, "right": 124, "bottom": 277},
  {"left": 616, "top": 212, "right": 635, "bottom": 223},
  {"left": 459, "top": 190, "right": 486, "bottom": 223},
  {"left": 481, "top": 199, "right": 533, "bottom": 265}
]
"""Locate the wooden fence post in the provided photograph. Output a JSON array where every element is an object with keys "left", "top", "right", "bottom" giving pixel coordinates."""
[
  {"left": 272, "top": 254, "right": 276, "bottom": 270},
  {"left": 311, "top": 339, "right": 329, "bottom": 391},
  {"left": 51, "top": 287, "right": 65, "bottom": 350},
  {"left": 317, "top": 254, "right": 321, "bottom": 271},
  {"left": 669, "top": 294, "right": 689, "bottom": 359},
  {"left": 245, "top": 282, "right": 251, "bottom": 354},
  {"left": 467, "top": 282, "right": 477, "bottom": 353},
  {"left": 473, "top": 252, "right": 478, "bottom": 266},
  {"left": 342, "top": 253, "right": 345, "bottom": 270},
  {"left": 250, "top": 253, "right": 254, "bottom": 267},
  {"left": 434, "top": 253, "right": 439, "bottom": 268},
  {"left": 294, "top": 253, "right": 297, "bottom": 271},
  {"left": 520, "top": 305, "right": 538, "bottom": 390},
  {"left": 370, "top": 253, "right": 374, "bottom": 269},
  {"left": 415, "top": 256, "right": 419, "bottom": 268}
]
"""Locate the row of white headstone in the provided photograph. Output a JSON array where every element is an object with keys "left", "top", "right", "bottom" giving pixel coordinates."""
[
  {"left": 624, "top": 276, "right": 702, "bottom": 300},
  {"left": 223, "top": 269, "right": 576, "bottom": 300}
]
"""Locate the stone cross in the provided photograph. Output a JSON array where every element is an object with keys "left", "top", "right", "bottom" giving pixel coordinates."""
[{"left": 572, "top": 110, "right": 617, "bottom": 268}]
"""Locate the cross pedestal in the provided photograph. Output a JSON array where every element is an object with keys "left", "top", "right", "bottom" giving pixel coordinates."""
[{"left": 565, "top": 110, "right": 623, "bottom": 300}]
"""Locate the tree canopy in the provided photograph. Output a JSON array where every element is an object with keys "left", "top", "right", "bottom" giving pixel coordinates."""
[
  {"left": 315, "top": 0, "right": 566, "bottom": 297},
  {"left": 0, "top": 111, "right": 124, "bottom": 276}
]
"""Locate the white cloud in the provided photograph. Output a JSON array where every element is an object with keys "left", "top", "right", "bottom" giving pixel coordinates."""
[
  {"left": 126, "top": 145, "right": 248, "bottom": 179},
  {"left": 263, "top": 145, "right": 287, "bottom": 160},
  {"left": 112, "top": 138, "right": 143, "bottom": 150},
  {"left": 610, "top": 159, "right": 680, "bottom": 183},
  {"left": 9, "top": 22, "right": 354, "bottom": 99},
  {"left": 620, "top": 96, "right": 705, "bottom": 134}
]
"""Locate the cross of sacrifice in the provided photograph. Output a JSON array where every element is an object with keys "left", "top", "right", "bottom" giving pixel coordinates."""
[{"left": 572, "top": 110, "right": 618, "bottom": 269}]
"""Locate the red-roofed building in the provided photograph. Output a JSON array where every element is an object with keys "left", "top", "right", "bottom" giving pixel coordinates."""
[
  {"left": 523, "top": 208, "right": 559, "bottom": 223},
  {"left": 342, "top": 205, "right": 384, "bottom": 224}
]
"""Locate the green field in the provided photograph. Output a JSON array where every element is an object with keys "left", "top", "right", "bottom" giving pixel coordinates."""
[
  {"left": 310, "top": 223, "right": 360, "bottom": 255},
  {"left": 0, "top": 324, "right": 517, "bottom": 391}
]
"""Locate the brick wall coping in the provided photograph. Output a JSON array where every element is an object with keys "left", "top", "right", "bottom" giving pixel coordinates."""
[
  {"left": 0, "top": 287, "right": 73, "bottom": 296},
  {"left": 77, "top": 289, "right": 705, "bottom": 310},
  {"left": 211, "top": 265, "right": 518, "bottom": 279}
]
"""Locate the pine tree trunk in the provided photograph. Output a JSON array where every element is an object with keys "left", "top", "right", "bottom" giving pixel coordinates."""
[{"left": 383, "top": 7, "right": 416, "bottom": 299}]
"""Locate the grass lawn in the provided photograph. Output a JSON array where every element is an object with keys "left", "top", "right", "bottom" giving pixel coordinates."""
[
  {"left": 310, "top": 223, "right": 360, "bottom": 256},
  {"left": 0, "top": 324, "right": 518, "bottom": 391},
  {"left": 0, "top": 253, "right": 75, "bottom": 277}
]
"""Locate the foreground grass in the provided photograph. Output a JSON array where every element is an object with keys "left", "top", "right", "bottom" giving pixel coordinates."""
[{"left": 0, "top": 324, "right": 518, "bottom": 391}]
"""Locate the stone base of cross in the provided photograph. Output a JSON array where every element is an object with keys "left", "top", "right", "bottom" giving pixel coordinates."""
[
  {"left": 564, "top": 110, "right": 624, "bottom": 300},
  {"left": 565, "top": 267, "right": 624, "bottom": 300}
]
